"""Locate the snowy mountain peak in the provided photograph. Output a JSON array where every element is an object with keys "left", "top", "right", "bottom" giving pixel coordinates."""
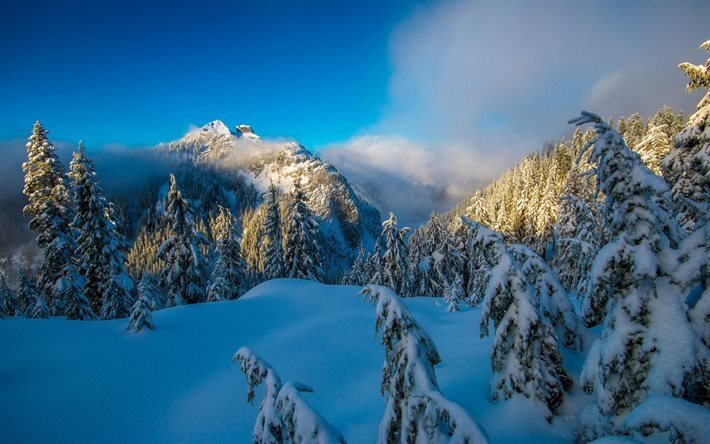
[
  {"left": 200, "top": 120, "right": 232, "bottom": 137},
  {"left": 235, "top": 124, "right": 261, "bottom": 141}
]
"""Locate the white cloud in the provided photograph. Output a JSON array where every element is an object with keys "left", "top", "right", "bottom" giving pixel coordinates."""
[{"left": 323, "top": 0, "right": 708, "bottom": 226}]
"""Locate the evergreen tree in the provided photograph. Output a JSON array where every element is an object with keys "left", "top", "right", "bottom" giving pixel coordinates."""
[
  {"left": 207, "top": 206, "right": 246, "bottom": 301},
  {"left": 360, "top": 285, "right": 487, "bottom": 443},
  {"left": 63, "top": 267, "right": 95, "bottom": 321},
  {"left": 16, "top": 271, "right": 40, "bottom": 318},
  {"left": 158, "top": 174, "right": 209, "bottom": 306},
  {"left": 663, "top": 40, "right": 710, "bottom": 232},
  {"left": 283, "top": 180, "right": 323, "bottom": 282},
  {"left": 509, "top": 244, "right": 583, "bottom": 350},
  {"left": 636, "top": 123, "right": 673, "bottom": 175},
  {"left": 0, "top": 272, "right": 10, "bottom": 318},
  {"left": 341, "top": 244, "right": 368, "bottom": 286},
  {"left": 370, "top": 213, "right": 410, "bottom": 296},
  {"left": 470, "top": 219, "right": 570, "bottom": 420},
  {"left": 444, "top": 274, "right": 464, "bottom": 312},
  {"left": 70, "top": 143, "right": 134, "bottom": 318},
  {"left": 234, "top": 347, "right": 346, "bottom": 444},
  {"left": 128, "top": 279, "right": 155, "bottom": 332},
  {"left": 30, "top": 291, "right": 49, "bottom": 319},
  {"left": 33, "top": 179, "right": 77, "bottom": 316},
  {"left": 22, "top": 121, "right": 64, "bottom": 221},
  {"left": 570, "top": 111, "right": 705, "bottom": 441},
  {"left": 262, "top": 183, "right": 285, "bottom": 280}
]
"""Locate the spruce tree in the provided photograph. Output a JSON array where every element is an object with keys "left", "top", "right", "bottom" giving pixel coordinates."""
[
  {"left": 663, "top": 40, "right": 709, "bottom": 232},
  {"left": 16, "top": 271, "right": 40, "bottom": 318},
  {"left": 341, "top": 244, "right": 368, "bottom": 286},
  {"left": 234, "top": 347, "right": 346, "bottom": 444},
  {"left": 22, "top": 121, "right": 64, "bottom": 221},
  {"left": 0, "top": 272, "right": 10, "bottom": 318},
  {"left": 360, "top": 285, "right": 487, "bottom": 443},
  {"left": 283, "top": 180, "right": 323, "bottom": 282},
  {"left": 30, "top": 291, "right": 49, "bottom": 319},
  {"left": 207, "top": 206, "right": 246, "bottom": 301},
  {"left": 462, "top": 217, "right": 570, "bottom": 419},
  {"left": 128, "top": 279, "right": 155, "bottom": 332},
  {"left": 33, "top": 179, "right": 77, "bottom": 316},
  {"left": 158, "top": 174, "right": 209, "bottom": 306},
  {"left": 70, "top": 143, "right": 134, "bottom": 318},
  {"left": 371, "top": 213, "right": 410, "bottom": 296},
  {"left": 262, "top": 183, "right": 285, "bottom": 280},
  {"left": 570, "top": 111, "right": 705, "bottom": 441},
  {"left": 444, "top": 274, "right": 464, "bottom": 312}
]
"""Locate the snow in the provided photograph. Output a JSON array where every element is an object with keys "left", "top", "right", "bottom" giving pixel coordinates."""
[{"left": 1, "top": 279, "right": 595, "bottom": 443}]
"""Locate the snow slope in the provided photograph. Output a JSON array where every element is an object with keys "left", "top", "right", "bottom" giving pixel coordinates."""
[{"left": 1, "top": 279, "right": 592, "bottom": 443}]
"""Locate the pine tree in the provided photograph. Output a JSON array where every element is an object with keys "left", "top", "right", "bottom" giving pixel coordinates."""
[
  {"left": 464, "top": 217, "right": 571, "bottom": 419},
  {"left": 233, "top": 347, "right": 346, "bottom": 444},
  {"left": 16, "top": 272, "right": 40, "bottom": 318},
  {"left": 371, "top": 213, "right": 410, "bottom": 296},
  {"left": 128, "top": 278, "right": 155, "bottom": 332},
  {"left": 33, "top": 178, "right": 77, "bottom": 316},
  {"left": 63, "top": 267, "right": 95, "bottom": 321},
  {"left": 70, "top": 143, "right": 134, "bottom": 318},
  {"left": 444, "top": 274, "right": 464, "bottom": 312},
  {"left": 360, "top": 285, "right": 487, "bottom": 443},
  {"left": 283, "top": 180, "right": 323, "bottom": 282},
  {"left": 30, "top": 291, "right": 49, "bottom": 319},
  {"left": 341, "top": 244, "right": 368, "bottom": 285},
  {"left": 207, "top": 206, "right": 246, "bottom": 301},
  {"left": 570, "top": 111, "right": 705, "bottom": 441},
  {"left": 22, "top": 121, "right": 64, "bottom": 221},
  {"left": 262, "top": 183, "right": 285, "bottom": 280},
  {"left": 509, "top": 244, "right": 583, "bottom": 350},
  {"left": 663, "top": 40, "right": 710, "bottom": 232},
  {"left": 636, "top": 123, "right": 674, "bottom": 175},
  {"left": 0, "top": 272, "right": 10, "bottom": 318},
  {"left": 158, "top": 174, "right": 209, "bottom": 306}
]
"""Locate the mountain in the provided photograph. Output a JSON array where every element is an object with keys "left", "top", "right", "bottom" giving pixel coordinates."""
[{"left": 163, "top": 120, "right": 382, "bottom": 276}]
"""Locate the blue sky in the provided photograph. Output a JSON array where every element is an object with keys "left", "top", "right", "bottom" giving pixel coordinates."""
[{"left": 1, "top": 0, "right": 425, "bottom": 147}]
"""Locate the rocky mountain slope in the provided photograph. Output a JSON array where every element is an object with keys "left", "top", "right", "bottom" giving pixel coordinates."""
[{"left": 163, "top": 121, "right": 381, "bottom": 276}]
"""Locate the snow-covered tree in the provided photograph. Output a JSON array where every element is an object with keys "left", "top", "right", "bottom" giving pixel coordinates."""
[
  {"left": 371, "top": 213, "right": 410, "bottom": 296},
  {"left": 233, "top": 347, "right": 346, "bottom": 444},
  {"left": 207, "top": 206, "right": 246, "bottom": 301},
  {"left": 30, "top": 291, "right": 49, "bottom": 319},
  {"left": 663, "top": 40, "right": 710, "bottom": 232},
  {"left": 33, "top": 178, "right": 78, "bottom": 316},
  {"left": 636, "top": 123, "right": 674, "bottom": 176},
  {"left": 263, "top": 183, "right": 285, "bottom": 280},
  {"left": 464, "top": 217, "right": 570, "bottom": 419},
  {"left": 0, "top": 272, "right": 10, "bottom": 318},
  {"left": 16, "top": 272, "right": 40, "bottom": 318},
  {"left": 70, "top": 143, "right": 134, "bottom": 318},
  {"left": 137, "top": 273, "right": 164, "bottom": 310},
  {"left": 509, "top": 244, "right": 583, "bottom": 350},
  {"left": 551, "top": 165, "right": 600, "bottom": 297},
  {"left": 283, "top": 180, "right": 323, "bottom": 282},
  {"left": 360, "top": 285, "right": 487, "bottom": 443},
  {"left": 22, "top": 121, "right": 64, "bottom": 222},
  {"left": 60, "top": 260, "right": 94, "bottom": 321},
  {"left": 128, "top": 279, "right": 155, "bottom": 332},
  {"left": 158, "top": 174, "right": 209, "bottom": 306},
  {"left": 570, "top": 111, "right": 705, "bottom": 441},
  {"left": 444, "top": 274, "right": 464, "bottom": 312},
  {"left": 341, "top": 244, "right": 369, "bottom": 286}
]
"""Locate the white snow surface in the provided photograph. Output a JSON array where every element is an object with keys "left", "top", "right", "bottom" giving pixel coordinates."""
[{"left": 1, "top": 279, "right": 593, "bottom": 443}]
